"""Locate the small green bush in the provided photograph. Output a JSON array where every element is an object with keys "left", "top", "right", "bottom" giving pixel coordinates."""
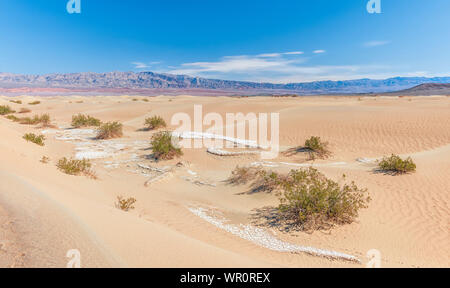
[
  {"left": 151, "top": 131, "right": 183, "bottom": 160},
  {"left": 115, "top": 196, "right": 137, "bottom": 212},
  {"left": 71, "top": 114, "right": 102, "bottom": 128},
  {"left": 377, "top": 154, "right": 416, "bottom": 174},
  {"left": 304, "top": 136, "right": 331, "bottom": 160},
  {"left": 277, "top": 168, "right": 370, "bottom": 231},
  {"left": 0, "top": 105, "right": 15, "bottom": 115},
  {"left": 96, "top": 121, "right": 123, "bottom": 139},
  {"left": 23, "top": 133, "right": 45, "bottom": 146},
  {"left": 28, "top": 101, "right": 41, "bottom": 105},
  {"left": 56, "top": 157, "right": 96, "bottom": 178},
  {"left": 144, "top": 116, "right": 167, "bottom": 130}
]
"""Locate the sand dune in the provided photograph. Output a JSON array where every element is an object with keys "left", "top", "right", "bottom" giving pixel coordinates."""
[{"left": 0, "top": 95, "right": 448, "bottom": 267}]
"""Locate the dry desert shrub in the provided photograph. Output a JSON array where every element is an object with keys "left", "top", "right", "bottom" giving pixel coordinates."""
[
  {"left": 56, "top": 157, "right": 97, "bottom": 179},
  {"left": 96, "top": 121, "right": 123, "bottom": 139},
  {"left": 71, "top": 114, "right": 102, "bottom": 128},
  {"left": 9, "top": 100, "right": 22, "bottom": 104},
  {"left": 229, "top": 166, "right": 370, "bottom": 231},
  {"left": 377, "top": 154, "right": 416, "bottom": 175},
  {"left": 40, "top": 156, "right": 50, "bottom": 164},
  {"left": 115, "top": 196, "right": 137, "bottom": 212},
  {"left": 16, "top": 114, "right": 52, "bottom": 127},
  {"left": 0, "top": 105, "right": 15, "bottom": 115},
  {"left": 144, "top": 115, "right": 167, "bottom": 130},
  {"left": 227, "top": 166, "right": 264, "bottom": 185},
  {"left": 23, "top": 133, "right": 45, "bottom": 146},
  {"left": 304, "top": 136, "right": 331, "bottom": 160},
  {"left": 28, "top": 101, "right": 41, "bottom": 105},
  {"left": 277, "top": 168, "right": 370, "bottom": 231},
  {"left": 150, "top": 131, "right": 183, "bottom": 160}
]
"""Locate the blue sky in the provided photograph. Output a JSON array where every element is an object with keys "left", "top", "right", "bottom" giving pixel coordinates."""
[{"left": 0, "top": 0, "right": 449, "bottom": 83}]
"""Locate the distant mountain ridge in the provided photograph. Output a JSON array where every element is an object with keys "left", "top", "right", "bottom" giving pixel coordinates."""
[{"left": 0, "top": 72, "right": 449, "bottom": 95}]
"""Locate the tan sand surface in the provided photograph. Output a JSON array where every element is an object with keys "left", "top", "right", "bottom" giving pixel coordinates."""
[{"left": 0, "top": 95, "right": 449, "bottom": 267}]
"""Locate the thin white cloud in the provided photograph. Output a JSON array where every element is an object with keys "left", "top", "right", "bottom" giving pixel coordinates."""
[
  {"left": 364, "top": 41, "right": 390, "bottom": 47},
  {"left": 313, "top": 50, "right": 326, "bottom": 54},
  {"left": 284, "top": 51, "right": 304, "bottom": 55},
  {"left": 257, "top": 53, "right": 282, "bottom": 58},
  {"left": 132, "top": 61, "right": 162, "bottom": 69}
]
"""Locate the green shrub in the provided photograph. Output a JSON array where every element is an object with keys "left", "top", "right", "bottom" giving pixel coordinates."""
[
  {"left": 71, "top": 114, "right": 102, "bottom": 128},
  {"left": 96, "top": 121, "right": 123, "bottom": 139},
  {"left": 23, "top": 133, "right": 45, "bottom": 146},
  {"left": 28, "top": 101, "right": 41, "bottom": 105},
  {"left": 304, "top": 136, "right": 331, "bottom": 160},
  {"left": 56, "top": 157, "right": 96, "bottom": 178},
  {"left": 144, "top": 116, "right": 167, "bottom": 130},
  {"left": 277, "top": 168, "right": 370, "bottom": 231},
  {"left": 9, "top": 100, "right": 22, "bottom": 104},
  {"left": 377, "top": 154, "right": 416, "bottom": 174},
  {"left": 0, "top": 105, "right": 15, "bottom": 115},
  {"left": 151, "top": 131, "right": 183, "bottom": 160},
  {"left": 115, "top": 196, "right": 137, "bottom": 211}
]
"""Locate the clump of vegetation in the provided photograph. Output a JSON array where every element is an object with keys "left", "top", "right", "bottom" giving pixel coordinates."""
[
  {"left": 56, "top": 157, "right": 96, "bottom": 178},
  {"left": 229, "top": 166, "right": 370, "bottom": 231},
  {"left": 96, "top": 121, "right": 123, "bottom": 139},
  {"left": 227, "top": 166, "right": 263, "bottom": 185},
  {"left": 132, "top": 98, "right": 138, "bottom": 101},
  {"left": 19, "top": 108, "right": 31, "bottom": 114},
  {"left": 277, "top": 168, "right": 370, "bottom": 231},
  {"left": 71, "top": 114, "right": 102, "bottom": 128},
  {"left": 28, "top": 101, "right": 41, "bottom": 105},
  {"left": 40, "top": 156, "right": 50, "bottom": 164},
  {"left": 6, "top": 115, "right": 20, "bottom": 122},
  {"left": 142, "top": 98, "right": 149, "bottom": 102},
  {"left": 9, "top": 100, "right": 22, "bottom": 104},
  {"left": 150, "top": 131, "right": 183, "bottom": 160},
  {"left": 115, "top": 196, "right": 137, "bottom": 212},
  {"left": 377, "top": 154, "right": 416, "bottom": 175},
  {"left": 304, "top": 136, "right": 331, "bottom": 160},
  {"left": 0, "top": 105, "right": 15, "bottom": 115},
  {"left": 144, "top": 116, "right": 167, "bottom": 130},
  {"left": 23, "top": 133, "right": 45, "bottom": 146},
  {"left": 18, "top": 114, "right": 52, "bottom": 127}
]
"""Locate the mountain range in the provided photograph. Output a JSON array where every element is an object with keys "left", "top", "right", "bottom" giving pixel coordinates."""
[{"left": 0, "top": 72, "right": 449, "bottom": 95}]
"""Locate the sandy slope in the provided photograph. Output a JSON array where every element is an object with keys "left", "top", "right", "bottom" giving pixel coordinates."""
[{"left": 0, "top": 95, "right": 448, "bottom": 267}]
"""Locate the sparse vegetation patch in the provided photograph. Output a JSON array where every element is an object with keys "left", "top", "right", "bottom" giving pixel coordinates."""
[
  {"left": 56, "top": 157, "right": 96, "bottom": 178},
  {"left": 377, "top": 154, "right": 416, "bottom": 175},
  {"left": 9, "top": 100, "right": 22, "bottom": 104},
  {"left": 96, "top": 121, "right": 123, "bottom": 139},
  {"left": 229, "top": 166, "right": 370, "bottom": 231},
  {"left": 0, "top": 105, "right": 15, "bottom": 115},
  {"left": 71, "top": 114, "right": 102, "bottom": 128},
  {"left": 151, "top": 131, "right": 183, "bottom": 160},
  {"left": 115, "top": 196, "right": 137, "bottom": 211},
  {"left": 144, "top": 116, "right": 167, "bottom": 130},
  {"left": 304, "top": 136, "right": 331, "bottom": 160},
  {"left": 28, "top": 101, "right": 41, "bottom": 105},
  {"left": 23, "top": 133, "right": 45, "bottom": 146}
]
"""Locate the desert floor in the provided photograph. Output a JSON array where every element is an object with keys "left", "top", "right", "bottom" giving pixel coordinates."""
[{"left": 0, "top": 95, "right": 449, "bottom": 268}]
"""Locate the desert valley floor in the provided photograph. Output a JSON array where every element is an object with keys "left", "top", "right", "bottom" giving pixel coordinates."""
[{"left": 0, "top": 95, "right": 449, "bottom": 268}]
